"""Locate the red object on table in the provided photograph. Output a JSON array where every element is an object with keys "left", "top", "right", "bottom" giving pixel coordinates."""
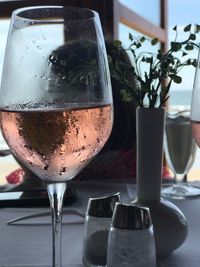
[{"left": 6, "top": 168, "right": 24, "bottom": 184}]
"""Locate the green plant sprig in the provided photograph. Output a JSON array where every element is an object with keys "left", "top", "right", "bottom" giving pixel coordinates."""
[{"left": 108, "top": 24, "right": 200, "bottom": 108}]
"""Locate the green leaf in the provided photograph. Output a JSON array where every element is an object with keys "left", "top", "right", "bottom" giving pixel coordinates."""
[
  {"left": 195, "top": 24, "right": 200, "bottom": 33},
  {"left": 185, "top": 44, "right": 194, "bottom": 50},
  {"left": 129, "top": 33, "right": 133, "bottom": 41},
  {"left": 172, "top": 75, "right": 182, "bottom": 84},
  {"left": 152, "top": 71, "right": 159, "bottom": 79},
  {"left": 171, "top": 42, "right": 182, "bottom": 51},
  {"left": 146, "top": 57, "right": 153, "bottom": 63},
  {"left": 140, "top": 36, "right": 145, "bottom": 43},
  {"left": 189, "top": 34, "right": 196, "bottom": 40},
  {"left": 113, "top": 40, "right": 122, "bottom": 48},
  {"left": 169, "top": 69, "right": 176, "bottom": 74},
  {"left": 173, "top": 25, "right": 177, "bottom": 31},
  {"left": 192, "top": 59, "right": 197, "bottom": 67},
  {"left": 151, "top": 38, "right": 158, "bottom": 46},
  {"left": 184, "top": 24, "right": 192, "bottom": 32},
  {"left": 157, "top": 54, "right": 162, "bottom": 60},
  {"left": 136, "top": 42, "right": 142, "bottom": 48}
]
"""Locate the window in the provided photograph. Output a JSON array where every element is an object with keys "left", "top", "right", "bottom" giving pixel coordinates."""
[
  {"left": 119, "top": 0, "right": 161, "bottom": 26},
  {"left": 113, "top": 0, "right": 168, "bottom": 51}
]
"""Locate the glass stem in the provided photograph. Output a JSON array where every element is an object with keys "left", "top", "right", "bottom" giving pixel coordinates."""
[
  {"left": 175, "top": 174, "right": 186, "bottom": 184},
  {"left": 47, "top": 182, "right": 67, "bottom": 267}
]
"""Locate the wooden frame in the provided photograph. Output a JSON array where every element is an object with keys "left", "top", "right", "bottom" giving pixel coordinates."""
[{"left": 113, "top": 0, "right": 168, "bottom": 50}]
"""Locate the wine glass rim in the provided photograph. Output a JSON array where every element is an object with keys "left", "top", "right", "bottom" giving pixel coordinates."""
[{"left": 12, "top": 5, "right": 99, "bottom": 23}]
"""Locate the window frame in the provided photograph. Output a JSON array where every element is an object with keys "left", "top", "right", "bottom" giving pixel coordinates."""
[{"left": 113, "top": 0, "right": 168, "bottom": 51}]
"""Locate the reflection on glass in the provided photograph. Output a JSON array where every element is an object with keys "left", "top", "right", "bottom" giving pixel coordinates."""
[
  {"left": 0, "top": 19, "right": 10, "bottom": 81},
  {"left": 119, "top": 0, "right": 160, "bottom": 25}
]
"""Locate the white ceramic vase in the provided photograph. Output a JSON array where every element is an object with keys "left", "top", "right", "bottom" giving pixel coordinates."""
[{"left": 133, "top": 107, "right": 188, "bottom": 258}]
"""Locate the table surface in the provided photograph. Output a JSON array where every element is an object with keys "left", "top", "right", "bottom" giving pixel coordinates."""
[{"left": 0, "top": 181, "right": 200, "bottom": 267}]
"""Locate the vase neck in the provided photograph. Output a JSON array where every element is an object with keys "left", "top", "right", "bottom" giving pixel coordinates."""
[{"left": 136, "top": 108, "right": 165, "bottom": 202}]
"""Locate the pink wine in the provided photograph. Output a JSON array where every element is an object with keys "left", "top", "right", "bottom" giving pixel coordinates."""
[
  {"left": 1, "top": 104, "right": 113, "bottom": 182},
  {"left": 191, "top": 120, "right": 200, "bottom": 148}
]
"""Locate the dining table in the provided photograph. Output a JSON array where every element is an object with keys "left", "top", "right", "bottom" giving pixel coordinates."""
[{"left": 0, "top": 180, "right": 200, "bottom": 267}]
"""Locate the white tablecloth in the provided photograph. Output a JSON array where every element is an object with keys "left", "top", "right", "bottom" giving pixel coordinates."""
[{"left": 0, "top": 181, "right": 200, "bottom": 266}]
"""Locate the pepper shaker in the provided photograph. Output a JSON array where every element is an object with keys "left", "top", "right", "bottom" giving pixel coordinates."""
[
  {"left": 107, "top": 203, "right": 157, "bottom": 267},
  {"left": 82, "top": 192, "right": 120, "bottom": 267}
]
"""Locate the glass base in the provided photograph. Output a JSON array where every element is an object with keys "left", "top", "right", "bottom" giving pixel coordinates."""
[{"left": 161, "top": 183, "right": 200, "bottom": 199}]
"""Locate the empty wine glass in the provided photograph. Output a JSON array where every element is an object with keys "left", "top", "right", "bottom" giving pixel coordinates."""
[
  {"left": 0, "top": 6, "right": 113, "bottom": 267},
  {"left": 162, "top": 107, "right": 200, "bottom": 199}
]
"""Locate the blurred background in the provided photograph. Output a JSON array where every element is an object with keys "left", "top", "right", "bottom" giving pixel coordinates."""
[{"left": 0, "top": 0, "right": 200, "bottom": 185}]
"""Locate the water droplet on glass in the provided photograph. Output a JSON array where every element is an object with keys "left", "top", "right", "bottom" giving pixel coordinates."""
[
  {"left": 43, "top": 164, "right": 49, "bottom": 170},
  {"left": 60, "top": 146, "right": 65, "bottom": 152},
  {"left": 61, "top": 167, "right": 66, "bottom": 173}
]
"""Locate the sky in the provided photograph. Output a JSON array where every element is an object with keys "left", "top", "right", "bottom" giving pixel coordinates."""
[{"left": 169, "top": 0, "right": 200, "bottom": 26}]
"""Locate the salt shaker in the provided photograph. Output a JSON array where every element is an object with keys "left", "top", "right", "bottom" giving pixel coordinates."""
[
  {"left": 107, "top": 203, "right": 156, "bottom": 267},
  {"left": 82, "top": 192, "right": 120, "bottom": 267}
]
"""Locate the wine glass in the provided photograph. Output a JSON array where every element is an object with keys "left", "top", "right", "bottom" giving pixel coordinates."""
[
  {"left": 191, "top": 48, "right": 200, "bottom": 185},
  {"left": 162, "top": 106, "right": 200, "bottom": 199},
  {"left": 0, "top": 6, "right": 113, "bottom": 267}
]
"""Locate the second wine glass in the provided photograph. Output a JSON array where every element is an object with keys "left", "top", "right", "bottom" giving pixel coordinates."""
[{"left": 162, "top": 107, "right": 200, "bottom": 199}]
